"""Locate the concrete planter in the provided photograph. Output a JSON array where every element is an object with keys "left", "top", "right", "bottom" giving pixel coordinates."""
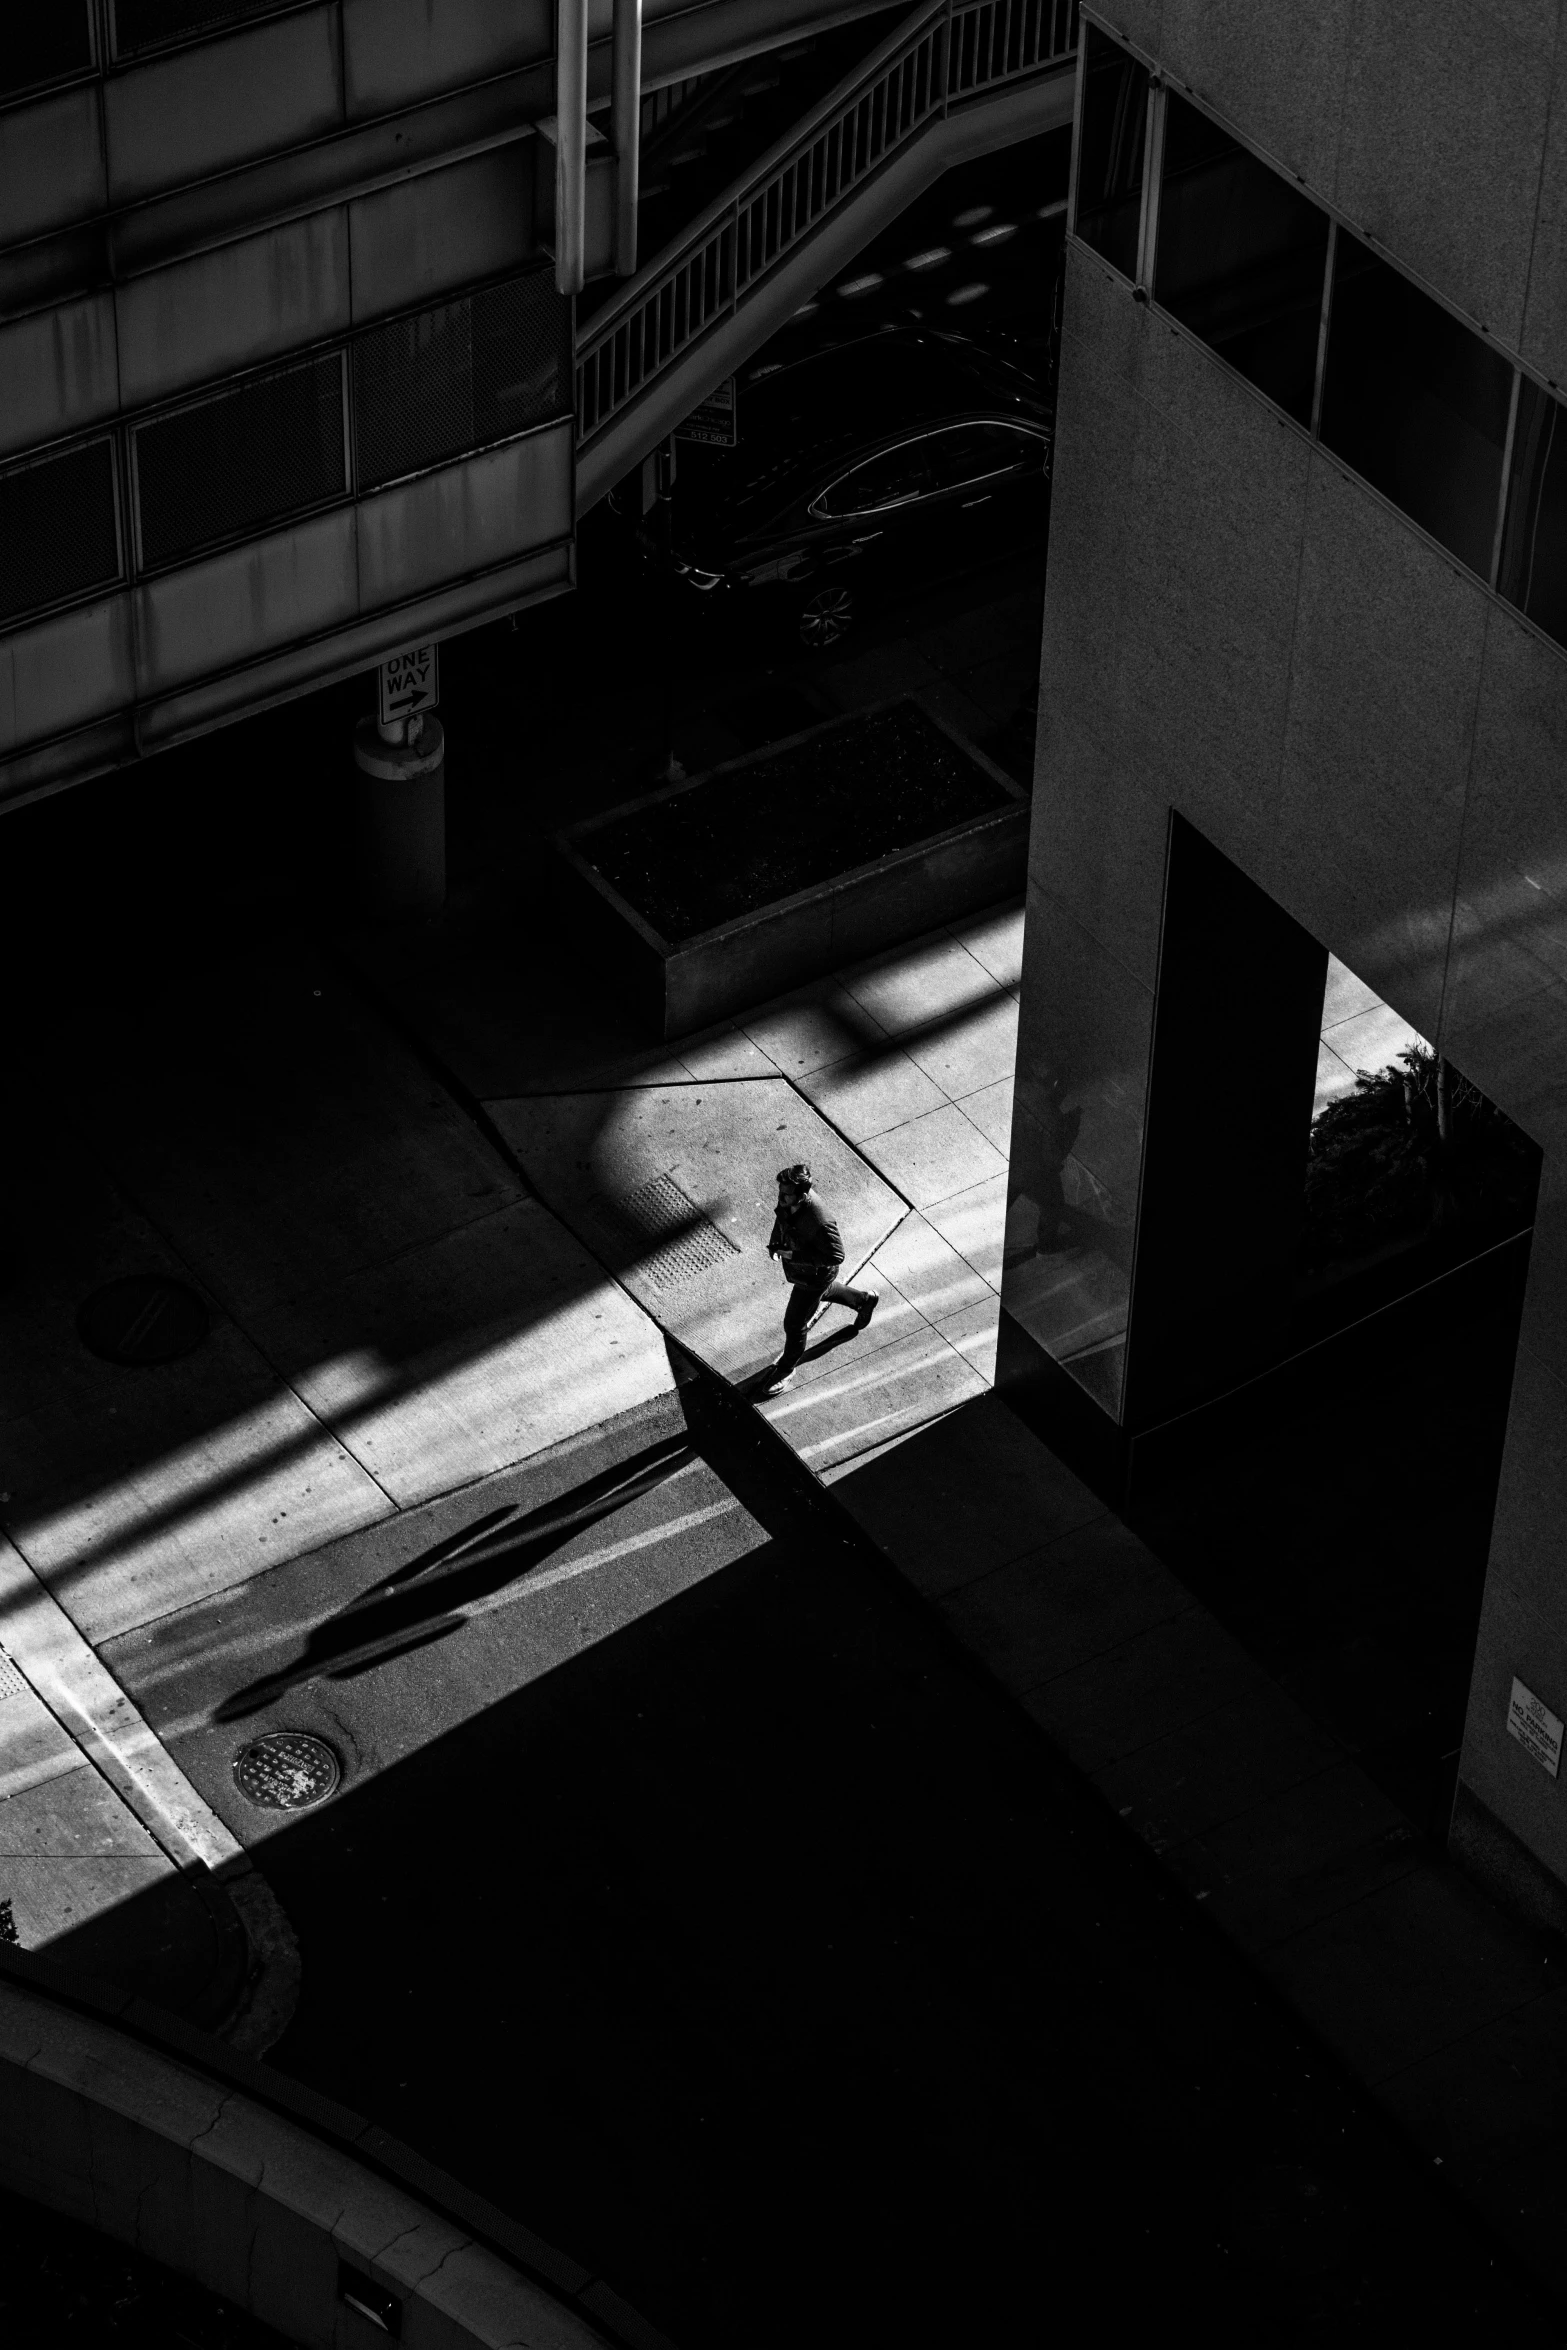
[{"left": 554, "top": 698, "right": 1029, "bottom": 1038}]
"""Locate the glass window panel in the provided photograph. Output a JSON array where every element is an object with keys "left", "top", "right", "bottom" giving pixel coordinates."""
[
  {"left": 925, "top": 422, "right": 1043, "bottom": 490},
  {"left": 1497, "top": 377, "right": 1567, "bottom": 651},
  {"left": 1318, "top": 234, "right": 1513, "bottom": 578},
  {"left": 1074, "top": 27, "right": 1148, "bottom": 282},
  {"left": 1153, "top": 94, "right": 1329, "bottom": 425},
  {"left": 814, "top": 441, "right": 933, "bottom": 516}
]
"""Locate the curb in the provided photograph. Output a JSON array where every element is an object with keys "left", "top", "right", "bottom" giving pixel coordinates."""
[{"left": 0, "top": 1940, "right": 677, "bottom": 2350}]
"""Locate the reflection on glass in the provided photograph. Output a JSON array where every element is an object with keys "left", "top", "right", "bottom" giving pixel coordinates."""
[
  {"left": 1497, "top": 377, "right": 1567, "bottom": 650},
  {"left": 1153, "top": 94, "right": 1329, "bottom": 425},
  {"left": 1074, "top": 27, "right": 1148, "bottom": 282},
  {"left": 1319, "top": 234, "right": 1513, "bottom": 578}
]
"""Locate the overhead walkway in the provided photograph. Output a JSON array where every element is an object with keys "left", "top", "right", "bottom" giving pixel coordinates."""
[{"left": 576, "top": 0, "right": 1079, "bottom": 508}]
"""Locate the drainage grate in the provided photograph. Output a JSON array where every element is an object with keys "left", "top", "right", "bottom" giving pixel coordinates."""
[
  {"left": 594, "top": 1173, "right": 741, "bottom": 1291},
  {"left": 233, "top": 1730, "right": 341, "bottom": 1811}
]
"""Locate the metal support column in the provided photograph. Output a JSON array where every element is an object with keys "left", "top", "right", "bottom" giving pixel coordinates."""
[
  {"left": 612, "top": 0, "right": 643, "bottom": 277},
  {"left": 556, "top": 0, "right": 589, "bottom": 296}
]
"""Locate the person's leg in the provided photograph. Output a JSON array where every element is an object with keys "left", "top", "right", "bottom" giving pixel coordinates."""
[
  {"left": 777, "top": 1279, "right": 823, "bottom": 1373},
  {"left": 820, "top": 1277, "right": 878, "bottom": 1328}
]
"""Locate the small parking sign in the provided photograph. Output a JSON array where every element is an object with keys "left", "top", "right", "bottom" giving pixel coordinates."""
[{"left": 377, "top": 642, "right": 439, "bottom": 726}]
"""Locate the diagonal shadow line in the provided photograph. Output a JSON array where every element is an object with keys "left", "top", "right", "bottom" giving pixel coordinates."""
[
  {"left": 211, "top": 1435, "right": 697, "bottom": 1723},
  {"left": 0, "top": 1282, "right": 702, "bottom": 1631},
  {"left": 3, "top": 954, "right": 1018, "bottom": 1630}
]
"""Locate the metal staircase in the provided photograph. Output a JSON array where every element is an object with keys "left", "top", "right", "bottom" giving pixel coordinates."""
[{"left": 575, "top": 0, "right": 1079, "bottom": 508}]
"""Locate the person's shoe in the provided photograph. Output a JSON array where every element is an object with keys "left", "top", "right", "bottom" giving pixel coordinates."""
[
  {"left": 853, "top": 1293, "right": 879, "bottom": 1332},
  {"left": 760, "top": 1362, "right": 796, "bottom": 1393}
]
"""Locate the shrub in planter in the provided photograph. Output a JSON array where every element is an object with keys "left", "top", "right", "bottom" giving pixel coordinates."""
[{"left": 1300, "top": 1046, "right": 1537, "bottom": 1275}]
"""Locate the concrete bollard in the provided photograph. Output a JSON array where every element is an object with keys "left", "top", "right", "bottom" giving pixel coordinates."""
[{"left": 350, "top": 713, "right": 446, "bottom": 915}]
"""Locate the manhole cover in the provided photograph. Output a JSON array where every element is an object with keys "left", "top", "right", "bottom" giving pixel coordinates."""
[
  {"left": 77, "top": 1275, "right": 209, "bottom": 1366},
  {"left": 232, "top": 1731, "right": 341, "bottom": 1811}
]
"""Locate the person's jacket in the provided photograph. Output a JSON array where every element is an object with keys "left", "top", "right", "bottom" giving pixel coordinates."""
[{"left": 769, "top": 1193, "right": 845, "bottom": 1279}]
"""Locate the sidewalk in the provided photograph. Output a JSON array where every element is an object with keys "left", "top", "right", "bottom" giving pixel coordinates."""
[
  {"left": 7, "top": 809, "right": 1567, "bottom": 2315},
  {"left": 351, "top": 884, "right": 1567, "bottom": 2312},
  {"left": 0, "top": 930, "right": 678, "bottom": 2025}
]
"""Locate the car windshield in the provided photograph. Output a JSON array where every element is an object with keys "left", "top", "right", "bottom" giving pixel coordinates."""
[
  {"left": 678, "top": 334, "right": 1043, "bottom": 538},
  {"left": 812, "top": 439, "right": 933, "bottom": 518}
]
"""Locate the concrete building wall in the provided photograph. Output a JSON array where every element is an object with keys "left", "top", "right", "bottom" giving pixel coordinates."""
[
  {"left": 1011, "top": 8, "right": 1567, "bottom": 1917},
  {"left": 1100, "top": 0, "right": 1567, "bottom": 385}
]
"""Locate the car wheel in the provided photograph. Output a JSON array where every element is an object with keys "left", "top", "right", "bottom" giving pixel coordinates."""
[{"left": 798, "top": 586, "right": 855, "bottom": 650}]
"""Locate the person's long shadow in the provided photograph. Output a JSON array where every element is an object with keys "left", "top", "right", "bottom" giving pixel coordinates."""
[{"left": 214, "top": 1433, "right": 697, "bottom": 1721}]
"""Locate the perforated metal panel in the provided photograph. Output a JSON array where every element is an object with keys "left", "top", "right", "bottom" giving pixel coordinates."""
[
  {"left": 0, "top": 6, "right": 92, "bottom": 96},
  {"left": 595, "top": 1174, "right": 741, "bottom": 1290},
  {"left": 0, "top": 438, "right": 120, "bottom": 626},
  {"left": 353, "top": 272, "right": 571, "bottom": 493},
  {"left": 114, "top": 0, "right": 289, "bottom": 58},
  {"left": 135, "top": 352, "right": 346, "bottom": 569},
  {"left": 0, "top": 1647, "right": 28, "bottom": 1702}
]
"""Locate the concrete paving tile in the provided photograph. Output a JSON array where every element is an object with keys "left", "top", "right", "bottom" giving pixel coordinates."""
[
  {"left": 2, "top": 1854, "right": 174, "bottom": 1947},
  {"left": 786, "top": 1280, "right": 924, "bottom": 1388},
  {"left": 796, "top": 1046, "right": 949, "bottom": 1142},
  {"left": 0, "top": 1532, "right": 240, "bottom": 1873},
  {"left": 1458, "top": 2138, "right": 1567, "bottom": 2300},
  {"left": 839, "top": 933, "right": 997, "bottom": 1036},
  {"left": 1374, "top": 1985, "right": 1567, "bottom": 2171},
  {"left": 491, "top": 1080, "right": 904, "bottom": 1384},
  {"left": 901, "top": 993, "right": 1019, "bottom": 1102},
  {"left": 944, "top": 1519, "right": 1193, "bottom": 1692},
  {"left": 911, "top": 677, "right": 1003, "bottom": 752},
  {"left": 954, "top": 1073, "right": 1014, "bottom": 1152},
  {"left": 676, "top": 1028, "right": 782, "bottom": 1080},
  {"left": 947, "top": 901, "right": 1025, "bottom": 989},
  {"left": 935, "top": 1294, "right": 998, "bottom": 1385},
  {"left": 811, "top": 646, "right": 944, "bottom": 710},
  {"left": 760, "top": 1323, "right": 986, "bottom": 1474},
  {"left": 738, "top": 984, "right": 889, "bottom": 1076},
  {"left": 819, "top": 1421, "right": 932, "bottom": 1483},
  {"left": 868, "top": 1211, "right": 992, "bottom": 1323},
  {"left": 959, "top": 649, "right": 1039, "bottom": 724},
  {"left": 1260, "top": 1862, "right": 1554, "bottom": 2085},
  {"left": 1164, "top": 1763, "right": 1420, "bottom": 1951},
  {"left": 1090, "top": 1685, "right": 1346, "bottom": 1853},
  {"left": 0, "top": 1758, "right": 163, "bottom": 1860},
  {"left": 1025, "top": 1607, "right": 1264, "bottom": 1772},
  {"left": 7, "top": 1376, "right": 392, "bottom": 1646},
  {"left": 81, "top": 943, "right": 523, "bottom": 1317},
  {"left": 0, "top": 1686, "right": 84, "bottom": 1805},
  {"left": 915, "top": 601, "right": 1038, "bottom": 676},
  {"left": 858, "top": 1107, "right": 1006, "bottom": 1212},
  {"left": 253, "top": 1199, "right": 677, "bottom": 1510},
  {"left": 922, "top": 1172, "right": 1010, "bottom": 1285},
  {"left": 828, "top": 1392, "right": 1106, "bottom": 1594}
]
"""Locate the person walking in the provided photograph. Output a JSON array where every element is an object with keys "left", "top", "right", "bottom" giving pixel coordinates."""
[{"left": 761, "top": 1162, "right": 877, "bottom": 1392}]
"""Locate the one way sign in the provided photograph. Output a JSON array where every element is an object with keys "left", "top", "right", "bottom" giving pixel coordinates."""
[{"left": 377, "top": 641, "right": 439, "bottom": 726}]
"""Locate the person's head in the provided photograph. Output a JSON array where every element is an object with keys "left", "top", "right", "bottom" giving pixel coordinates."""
[{"left": 776, "top": 1161, "right": 812, "bottom": 1207}]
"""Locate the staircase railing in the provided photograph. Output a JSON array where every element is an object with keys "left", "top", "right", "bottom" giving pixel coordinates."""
[{"left": 576, "top": 0, "right": 1078, "bottom": 448}]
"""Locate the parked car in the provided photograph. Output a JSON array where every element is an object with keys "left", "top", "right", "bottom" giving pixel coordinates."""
[{"left": 660, "top": 329, "right": 1051, "bottom": 647}]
